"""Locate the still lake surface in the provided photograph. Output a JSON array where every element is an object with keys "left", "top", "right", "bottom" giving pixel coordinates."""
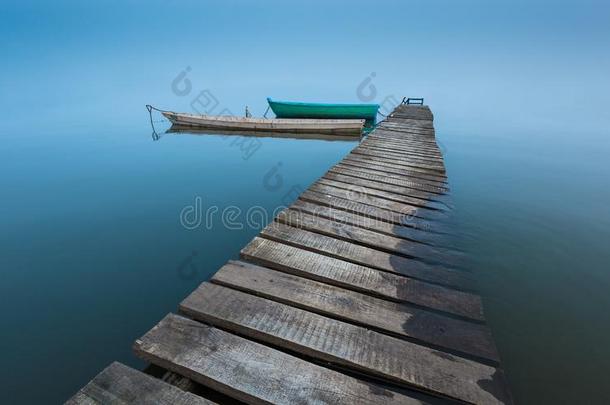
[
  {"left": 3, "top": 111, "right": 610, "bottom": 404},
  {"left": 1, "top": 119, "right": 359, "bottom": 403}
]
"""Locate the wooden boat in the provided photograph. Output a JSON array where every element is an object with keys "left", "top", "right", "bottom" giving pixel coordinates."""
[
  {"left": 161, "top": 110, "right": 364, "bottom": 135},
  {"left": 267, "top": 98, "right": 379, "bottom": 121}
]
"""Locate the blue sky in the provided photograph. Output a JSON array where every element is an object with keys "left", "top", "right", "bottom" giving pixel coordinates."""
[{"left": 1, "top": 0, "right": 609, "bottom": 137}]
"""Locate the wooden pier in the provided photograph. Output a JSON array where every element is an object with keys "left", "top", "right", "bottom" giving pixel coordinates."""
[{"left": 67, "top": 104, "right": 513, "bottom": 404}]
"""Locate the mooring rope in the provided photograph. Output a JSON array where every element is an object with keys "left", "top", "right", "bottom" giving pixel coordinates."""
[
  {"left": 146, "top": 104, "right": 168, "bottom": 140},
  {"left": 146, "top": 105, "right": 171, "bottom": 121},
  {"left": 146, "top": 104, "right": 166, "bottom": 113}
]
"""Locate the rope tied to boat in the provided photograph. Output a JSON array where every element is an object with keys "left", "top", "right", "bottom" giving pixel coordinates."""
[
  {"left": 146, "top": 105, "right": 169, "bottom": 140},
  {"left": 146, "top": 104, "right": 165, "bottom": 113},
  {"left": 145, "top": 105, "right": 169, "bottom": 122}
]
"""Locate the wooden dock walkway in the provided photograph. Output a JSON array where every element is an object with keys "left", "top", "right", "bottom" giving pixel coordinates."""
[{"left": 67, "top": 104, "right": 513, "bottom": 404}]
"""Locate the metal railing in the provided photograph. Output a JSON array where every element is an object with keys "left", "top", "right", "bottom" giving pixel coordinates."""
[{"left": 401, "top": 97, "right": 424, "bottom": 105}]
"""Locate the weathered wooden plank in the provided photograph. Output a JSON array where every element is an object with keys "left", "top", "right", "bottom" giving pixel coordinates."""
[
  {"left": 180, "top": 283, "right": 511, "bottom": 404},
  {"left": 374, "top": 126, "right": 437, "bottom": 137},
  {"left": 394, "top": 103, "right": 431, "bottom": 109},
  {"left": 365, "top": 133, "right": 440, "bottom": 146},
  {"left": 212, "top": 260, "right": 498, "bottom": 362},
  {"left": 380, "top": 118, "right": 434, "bottom": 129},
  {"left": 370, "top": 131, "right": 438, "bottom": 144},
  {"left": 379, "top": 117, "right": 435, "bottom": 125},
  {"left": 315, "top": 178, "right": 446, "bottom": 211},
  {"left": 365, "top": 137, "right": 441, "bottom": 153},
  {"left": 356, "top": 142, "right": 441, "bottom": 156},
  {"left": 387, "top": 107, "right": 433, "bottom": 117},
  {"left": 134, "top": 313, "right": 424, "bottom": 405},
  {"left": 290, "top": 198, "right": 451, "bottom": 246},
  {"left": 343, "top": 156, "right": 447, "bottom": 181},
  {"left": 347, "top": 152, "right": 445, "bottom": 173},
  {"left": 359, "top": 142, "right": 443, "bottom": 160},
  {"left": 372, "top": 126, "right": 435, "bottom": 134},
  {"left": 309, "top": 182, "right": 446, "bottom": 221},
  {"left": 341, "top": 153, "right": 446, "bottom": 183},
  {"left": 389, "top": 116, "right": 433, "bottom": 123},
  {"left": 362, "top": 137, "right": 440, "bottom": 150},
  {"left": 366, "top": 134, "right": 440, "bottom": 147},
  {"left": 335, "top": 162, "right": 448, "bottom": 193},
  {"left": 364, "top": 133, "right": 440, "bottom": 147},
  {"left": 259, "top": 222, "right": 472, "bottom": 290},
  {"left": 371, "top": 128, "right": 436, "bottom": 139},
  {"left": 356, "top": 146, "right": 445, "bottom": 164},
  {"left": 364, "top": 135, "right": 440, "bottom": 149},
  {"left": 65, "top": 361, "right": 214, "bottom": 405},
  {"left": 300, "top": 188, "right": 452, "bottom": 234},
  {"left": 394, "top": 103, "right": 432, "bottom": 110},
  {"left": 354, "top": 139, "right": 441, "bottom": 155},
  {"left": 366, "top": 141, "right": 440, "bottom": 153},
  {"left": 349, "top": 151, "right": 445, "bottom": 172},
  {"left": 391, "top": 111, "right": 433, "bottom": 119},
  {"left": 369, "top": 136, "right": 438, "bottom": 148},
  {"left": 347, "top": 151, "right": 446, "bottom": 174},
  {"left": 240, "top": 237, "right": 480, "bottom": 320},
  {"left": 383, "top": 113, "right": 433, "bottom": 121},
  {"left": 355, "top": 145, "right": 445, "bottom": 163},
  {"left": 365, "top": 139, "right": 439, "bottom": 152},
  {"left": 367, "top": 130, "right": 438, "bottom": 142},
  {"left": 385, "top": 117, "right": 434, "bottom": 125},
  {"left": 333, "top": 160, "right": 449, "bottom": 188},
  {"left": 362, "top": 142, "right": 441, "bottom": 158},
  {"left": 390, "top": 109, "right": 434, "bottom": 121},
  {"left": 390, "top": 114, "right": 434, "bottom": 122},
  {"left": 276, "top": 208, "right": 465, "bottom": 270},
  {"left": 331, "top": 165, "right": 448, "bottom": 195},
  {"left": 342, "top": 153, "right": 447, "bottom": 175},
  {"left": 383, "top": 125, "right": 435, "bottom": 134},
  {"left": 323, "top": 171, "right": 444, "bottom": 202},
  {"left": 359, "top": 148, "right": 442, "bottom": 165}
]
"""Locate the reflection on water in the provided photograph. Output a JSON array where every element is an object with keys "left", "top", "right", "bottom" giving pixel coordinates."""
[{"left": 166, "top": 124, "right": 363, "bottom": 142}]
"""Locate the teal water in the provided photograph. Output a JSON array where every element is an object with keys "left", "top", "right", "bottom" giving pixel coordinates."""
[
  {"left": 440, "top": 127, "right": 610, "bottom": 404},
  {"left": 1, "top": 122, "right": 357, "bottom": 404},
  {"left": 2, "top": 0, "right": 610, "bottom": 403}
]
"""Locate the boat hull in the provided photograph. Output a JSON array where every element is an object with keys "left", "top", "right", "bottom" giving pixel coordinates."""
[
  {"left": 162, "top": 112, "right": 364, "bottom": 135},
  {"left": 267, "top": 98, "right": 379, "bottom": 121}
]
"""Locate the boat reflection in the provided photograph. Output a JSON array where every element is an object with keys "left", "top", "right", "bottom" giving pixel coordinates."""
[{"left": 163, "top": 124, "right": 362, "bottom": 142}]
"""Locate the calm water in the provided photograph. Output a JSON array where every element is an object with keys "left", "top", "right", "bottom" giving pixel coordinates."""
[
  {"left": 1, "top": 121, "right": 357, "bottom": 404},
  {"left": 2, "top": 1, "right": 610, "bottom": 403},
  {"left": 442, "top": 127, "right": 610, "bottom": 404}
]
